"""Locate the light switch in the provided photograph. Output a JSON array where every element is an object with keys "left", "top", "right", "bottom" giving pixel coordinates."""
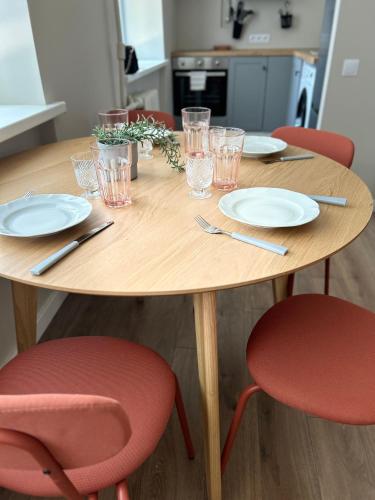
[{"left": 342, "top": 59, "right": 360, "bottom": 76}]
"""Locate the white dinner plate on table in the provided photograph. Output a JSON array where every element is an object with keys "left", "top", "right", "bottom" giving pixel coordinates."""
[
  {"left": 0, "top": 194, "right": 92, "bottom": 237},
  {"left": 219, "top": 187, "right": 320, "bottom": 228},
  {"left": 242, "top": 136, "right": 287, "bottom": 158}
]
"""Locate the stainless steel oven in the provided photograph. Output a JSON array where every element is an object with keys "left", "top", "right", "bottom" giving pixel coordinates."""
[{"left": 172, "top": 57, "right": 228, "bottom": 125}]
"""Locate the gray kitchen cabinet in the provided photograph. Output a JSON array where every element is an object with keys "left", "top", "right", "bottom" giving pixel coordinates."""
[
  {"left": 227, "top": 57, "right": 267, "bottom": 131},
  {"left": 262, "top": 56, "right": 293, "bottom": 132},
  {"left": 286, "top": 56, "right": 303, "bottom": 126}
]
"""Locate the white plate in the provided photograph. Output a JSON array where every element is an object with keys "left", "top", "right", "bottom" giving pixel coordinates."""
[
  {"left": 242, "top": 136, "right": 287, "bottom": 158},
  {"left": 0, "top": 194, "right": 92, "bottom": 237},
  {"left": 219, "top": 187, "right": 320, "bottom": 228}
]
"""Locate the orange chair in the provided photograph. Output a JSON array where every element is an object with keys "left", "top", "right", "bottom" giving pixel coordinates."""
[
  {"left": 272, "top": 126, "right": 355, "bottom": 295},
  {"left": 0, "top": 336, "right": 194, "bottom": 499},
  {"left": 128, "top": 110, "right": 176, "bottom": 130},
  {"left": 221, "top": 294, "right": 375, "bottom": 474}
]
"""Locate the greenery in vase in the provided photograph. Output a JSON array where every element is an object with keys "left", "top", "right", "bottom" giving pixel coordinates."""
[{"left": 93, "top": 117, "right": 185, "bottom": 172}]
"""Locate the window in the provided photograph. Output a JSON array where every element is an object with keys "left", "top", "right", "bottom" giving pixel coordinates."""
[
  {"left": 0, "top": 0, "right": 45, "bottom": 104},
  {"left": 118, "top": 0, "right": 165, "bottom": 61}
]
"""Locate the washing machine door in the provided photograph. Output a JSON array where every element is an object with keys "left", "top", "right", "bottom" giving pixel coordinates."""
[{"left": 295, "top": 88, "right": 307, "bottom": 127}]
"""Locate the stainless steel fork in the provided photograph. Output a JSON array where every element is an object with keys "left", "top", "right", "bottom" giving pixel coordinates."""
[{"left": 194, "top": 215, "right": 288, "bottom": 256}]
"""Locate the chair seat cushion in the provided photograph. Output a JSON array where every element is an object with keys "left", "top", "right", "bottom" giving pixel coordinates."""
[
  {"left": 247, "top": 294, "right": 375, "bottom": 425},
  {"left": 0, "top": 336, "right": 175, "bottom": 496}
]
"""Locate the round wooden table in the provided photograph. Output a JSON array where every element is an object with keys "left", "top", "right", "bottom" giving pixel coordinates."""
[{"left": 0, "top": 135, "right": 372, "bottom": 500}]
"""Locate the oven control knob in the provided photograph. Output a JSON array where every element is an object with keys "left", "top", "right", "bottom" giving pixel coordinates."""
[
  {"left": 196, "top": 59, "right": 204, "bottom": 67},
  {"left": 214, "top": 60, "right": 221, "bottom": 67}
]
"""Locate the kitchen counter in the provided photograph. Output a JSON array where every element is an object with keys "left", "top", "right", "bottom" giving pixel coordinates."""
[{"left": 172, "top": 48, "right": 319, "bottom": 65}]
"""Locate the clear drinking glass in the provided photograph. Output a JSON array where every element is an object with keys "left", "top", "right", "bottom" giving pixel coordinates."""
[
  {"left": 209, "top": 127, "right": 245, "bottom": 191},
  {"left": 138, "top": 139, "right": 153, "bottom": 160},
  {"left": 181, "top": 107, "right": 211, "bottom": 153},
  {"left": 185, "top": 151, "right": 214, "bottom": 199},
  {"left": 90, "top": 142, "right": 132, "bottom": 208},
  {"left": 70, "top": 152, "right": 100, "bottom": 198},
  {"left": 97, "top": 109, "right": 129, "bottom": 130}
]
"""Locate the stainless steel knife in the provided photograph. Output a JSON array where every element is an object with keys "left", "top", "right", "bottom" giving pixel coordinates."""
[
  {"left": 263, "top": 154, "right": 315, "bottom": 164},
  {"left": 30, "top": 221, "right": 114, "bottom": 276}
]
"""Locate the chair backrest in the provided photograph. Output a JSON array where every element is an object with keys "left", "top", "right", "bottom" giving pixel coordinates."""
[
  {"left": 272, "top": 126, "right": 355, "bottom": 168},
  {"left": 128, "top": 109, "right": 176, "bottom": 130},
  {"left": 0, "top": 394, "right": 131, "bottom": 470}
]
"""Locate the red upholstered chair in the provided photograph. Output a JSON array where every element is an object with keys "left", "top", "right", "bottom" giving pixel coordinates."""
[
  {"left": 221, "top": 294, "right": 375, "bottom": 474},
  {"left": 0, "top": 336, "right": 194, "bottom": 499},
  {"left": 272, "top": 127, "right": 355, "bottom": 295},
  {"left": 128, "top": 110, "right": 176, "bottom": 130}
]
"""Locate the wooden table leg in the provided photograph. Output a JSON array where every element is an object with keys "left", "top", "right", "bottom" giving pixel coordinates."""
[
  {"left": 272, "top": 275, "right": 289, "bottom": 303},
  {"left": 193, "top": 291, "right": 221, "bottom": 500},
  {"left": 11, "top": 281, "right": 37, "bottom": 353}
]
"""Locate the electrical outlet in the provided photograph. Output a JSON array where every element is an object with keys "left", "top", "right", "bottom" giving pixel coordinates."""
[{"left": 249, "top": 33, "right": 271, "bottom": 44}]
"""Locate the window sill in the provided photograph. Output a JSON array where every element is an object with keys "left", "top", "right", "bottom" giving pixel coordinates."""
[
  {"left": 0, "top": 102, "right": 67, "bottom": 143},
  {"left": 125, "top": 59, "right": 169, "bottom": 83}
]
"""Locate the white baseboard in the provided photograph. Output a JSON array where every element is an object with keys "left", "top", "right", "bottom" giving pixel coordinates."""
[{"left": 36, "top": 291, "right": 68, "bottom": 341}]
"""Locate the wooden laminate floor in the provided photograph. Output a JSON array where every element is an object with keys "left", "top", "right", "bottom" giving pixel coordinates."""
[{"left": 3, "top": 217, "right": 375, "bottom": 500}]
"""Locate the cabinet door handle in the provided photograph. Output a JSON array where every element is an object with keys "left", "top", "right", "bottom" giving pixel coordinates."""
[
  {"left": 262, "top": 65, "right": 267, "bottom": 71},
  {"left": 295, "top": 70, "right": 301, "bottom": 76}
]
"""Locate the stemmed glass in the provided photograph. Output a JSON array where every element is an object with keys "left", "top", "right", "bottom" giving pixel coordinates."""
[
  {"left": 185, "top": 151, "right": 214, "bottom": 199},
  {"left": 70, "top": 152, "right": 100, "bottom": 198}
]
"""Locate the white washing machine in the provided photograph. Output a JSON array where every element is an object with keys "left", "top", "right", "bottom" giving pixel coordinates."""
[{"left": 295, "top": 62, "right": 316, "bottom": 127}]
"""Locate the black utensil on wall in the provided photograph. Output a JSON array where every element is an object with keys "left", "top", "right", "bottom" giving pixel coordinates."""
[
  {"left": 279, "top": 0, "right": 293, "bottom": 29},
  {"left": 232, "top": 0, "right": 254, "bottom": 39}
]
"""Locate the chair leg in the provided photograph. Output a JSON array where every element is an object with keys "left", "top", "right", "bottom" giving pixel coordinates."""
[
  {"left": 287, "top": 273, "right": 295, "bottom": 297},
  {"left": 221, "top": 384, "right": 261, "bottom": 475},
  {"left": 116, "top": 479, "right": 130, "bottom": 500},
  {"left": 174, "top": 374, "right": 195, "bottom": 459},
  {"left": 324, "top": 258, "right": 330, "bottom": 295}
]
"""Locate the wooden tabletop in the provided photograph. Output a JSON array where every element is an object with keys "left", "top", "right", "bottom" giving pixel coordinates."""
[
  {"left": 0, "top": 136, "right": 372, "bottom": 296},
  {"left": 171, "top": 48, "right": 319, "bottom": 65}
]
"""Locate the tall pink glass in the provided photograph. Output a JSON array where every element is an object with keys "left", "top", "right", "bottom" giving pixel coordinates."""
[
  {"left": 181, "top": 107, "right": 211, "bottom": 153},
  {"left": 209, "top": 127, "right": 245, "bottom": 191},
  {"left": 90, "top": 142, "right": 132, "bottom": 208},
  {"left": 98, "top": 109, "right": 129, "bottom": 130}
]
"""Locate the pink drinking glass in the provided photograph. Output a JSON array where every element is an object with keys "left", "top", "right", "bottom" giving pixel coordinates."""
[
  {"left": 98, "top": 109, "right": 129, "bottom": 130},
  {"left": 181, "top": 107, "right": 211, "bottom": 153},
  {"left": 209, "top": 127, "right": 245, "bottom": 191},
  {"left": 90, "top": 142, "right": 132, "bottom": 208}
]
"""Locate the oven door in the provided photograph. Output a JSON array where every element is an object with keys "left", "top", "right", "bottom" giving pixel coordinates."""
[{"left": 173, "top": 70, "right": 227, "bottom": 116}]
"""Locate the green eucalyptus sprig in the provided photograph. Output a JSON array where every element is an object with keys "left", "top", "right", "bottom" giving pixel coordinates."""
[{"left": 92, "top": 116, "right": 185, "bottom": 172}]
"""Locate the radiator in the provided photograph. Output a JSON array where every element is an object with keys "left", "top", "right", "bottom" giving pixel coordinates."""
[{"left": 126, "top": 88, "right": 160, "bottom": 111}]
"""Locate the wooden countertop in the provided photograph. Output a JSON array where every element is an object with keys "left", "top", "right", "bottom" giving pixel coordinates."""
[{"left": 172, "top": 48, "right": 319, "bottom": 65}]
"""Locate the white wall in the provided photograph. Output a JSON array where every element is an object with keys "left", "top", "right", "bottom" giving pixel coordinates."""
[
  {"left": 27, "top": 0, "right": 120, "bottom": 140},
  {"left": 0, "top": 0, "right": 45, "bottom": 105},
  {"left": 319, "top": 0, "right": 375, "bottom": 195},
  {"left": 175, "top": 0, "right": 325, "bottom": 50}
]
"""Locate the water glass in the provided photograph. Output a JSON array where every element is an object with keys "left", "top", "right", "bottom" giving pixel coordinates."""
[
  {"left": 98, "top": 108, "right": 129, "bottom": 130},
  {"left": 138, "top": 139, "right": 153, "bottom": 160},
  {"left": 181, "top": 107, "right": 211, "bottom": 153},
  {"left": 70, "top": 152, "right": 100, "bottom": 198},
  {"left": 209, "top": 127, "right": 245, "bottom": 191},
  {"left": 90, "top": 142, "right": 132, "bottom": 208},
  {"left": 185, "top": 151, "right": 214, "bottom": 199}
]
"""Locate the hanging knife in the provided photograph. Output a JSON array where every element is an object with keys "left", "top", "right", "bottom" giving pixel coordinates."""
[{"left": 30, "top": 220, "right": 114, "bottom": 276}]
